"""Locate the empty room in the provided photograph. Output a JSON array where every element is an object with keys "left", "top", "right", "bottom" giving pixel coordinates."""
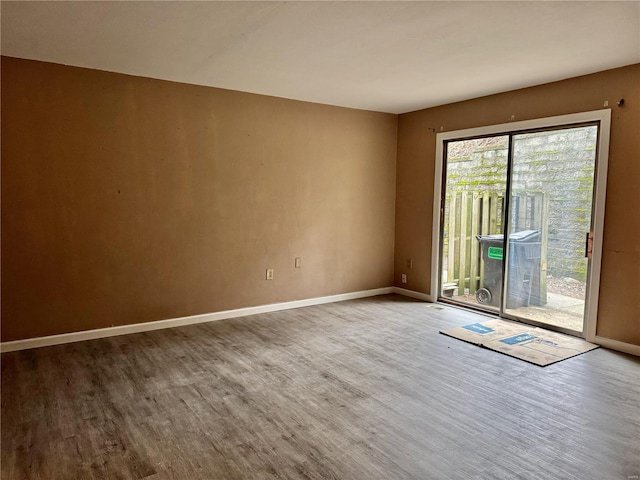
[{"left": 1, "top": 2, "right": 639, "bottom": 479}]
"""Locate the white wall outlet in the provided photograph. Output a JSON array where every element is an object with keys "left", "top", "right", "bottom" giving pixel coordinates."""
[
  {"left": 295, "top": 257, "right": 301, "bottom": 268},
  {"left": 401, "top": 273, "right": 407, "bottom": 284},
  {"left": 266, "top": 268, "right": 274, "bottom": 280}
]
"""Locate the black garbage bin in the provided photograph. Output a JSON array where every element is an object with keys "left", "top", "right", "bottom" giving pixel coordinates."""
[
  {"left": 476, "top": 230, "right": 542, "bottom": 308},
  {"left": 476, "top": 233, "right": 504, "bottom": 307},
  {"left": 507, "top": 230, "right": 542, "bottom": 308}
]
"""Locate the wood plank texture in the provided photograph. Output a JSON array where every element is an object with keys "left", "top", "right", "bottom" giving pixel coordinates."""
[
  {"left": 469, "top": 193, "right": 480, "bottom": 293},
  {"left": 540, "top": 193, "right": 550, "bottom": 304},
  {"left": 448, "top": 193, "right": 457, "bottom": 284},
  {"left": 2, "top": 295, "right": 639, "bottom": 479},
  {"left": 459, "top": 191, "right": 468, "bottom": 294}
]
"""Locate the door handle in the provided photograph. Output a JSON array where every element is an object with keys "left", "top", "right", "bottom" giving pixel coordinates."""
[{"left": 585, "top": 231, "right": 594, "bottom": 259}]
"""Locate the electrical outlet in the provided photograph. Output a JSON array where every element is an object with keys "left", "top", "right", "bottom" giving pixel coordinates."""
[
  {"left": 407, "top": 258, "right": 413, "bottom": 269},
  {"left": 266, "top": 268, "right": 274, "bottom": 280},
  {"left": 295, "top": 257, "right": 301, "bottom": 268},
  {"left": 401, "top": 273, "right": 407, "bottom": 284}
]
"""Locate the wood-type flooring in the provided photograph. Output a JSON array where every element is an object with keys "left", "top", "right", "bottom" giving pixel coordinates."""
[{"left": 2, "top": 295, "right": 639, "bottom": 479}]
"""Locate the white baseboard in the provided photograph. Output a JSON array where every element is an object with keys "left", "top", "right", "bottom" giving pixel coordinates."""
[
  {"left": 15, "top": 286, "right": 634, "bottom": 356},
  {"left": 392, "top": 287, "right": 433, "bottom": 302},
  {"left": 0, "top": 287, "right": 393, "bottom": 353},
  {"left": 594, "top": 335, "right": 640, "bottom": 357}
]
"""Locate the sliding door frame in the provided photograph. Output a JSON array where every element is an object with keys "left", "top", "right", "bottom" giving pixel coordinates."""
[{"left": 431, "top": 109, "right": 611, "bottom": 342}]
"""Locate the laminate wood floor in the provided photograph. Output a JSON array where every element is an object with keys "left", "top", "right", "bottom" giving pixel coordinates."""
[{"left": 2, "top": 294, "right": 639, "bottom": 480}]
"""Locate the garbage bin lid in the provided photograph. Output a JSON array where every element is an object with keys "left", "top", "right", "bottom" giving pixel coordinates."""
[
  {"left": 476, "top": 233, "right": 503, "bottom": 241},
  {"left": 476, "top": 230, "right": 540, "bottom": 242},
  {"left": 509, "top": 229, "right": 540, "bottom": 242}
]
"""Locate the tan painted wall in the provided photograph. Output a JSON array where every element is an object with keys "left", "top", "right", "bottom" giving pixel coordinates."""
[
  {"left": 1, "top": 57, "right": 397, "bottom": 342},
  {"left": 395, "top": 64, "right": 640, "bottom": 345},
  {"left": 3, "top": 56, "right": 637, "bottom": 346}
]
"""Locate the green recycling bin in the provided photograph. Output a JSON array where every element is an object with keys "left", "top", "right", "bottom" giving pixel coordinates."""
[{"left": 476, "top": 230, "right": 542, "bottom": 308}]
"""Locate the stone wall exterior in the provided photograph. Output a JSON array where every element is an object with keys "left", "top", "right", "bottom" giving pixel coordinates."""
[{"left": 445, "top": 126, "right": 597, "bottom": 281}]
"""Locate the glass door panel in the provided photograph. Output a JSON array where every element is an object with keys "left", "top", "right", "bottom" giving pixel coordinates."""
[
  {"left": 440, "top": 135, "right": 509, "bottom": 312},
  {"left": 503, "top": 125, "right": 598, "bottom": 333}
]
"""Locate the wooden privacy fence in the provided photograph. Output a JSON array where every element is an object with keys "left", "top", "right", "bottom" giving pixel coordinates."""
[{"left": 444, "top": 190, "right": 548, "bottom": 302}]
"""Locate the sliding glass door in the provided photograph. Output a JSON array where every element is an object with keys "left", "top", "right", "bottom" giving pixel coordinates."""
[
  {"left": 438, "top": 122, "right": 601, "bottom": 336},
  {"left": 502, "top": 125, "right": 598, "bottom": 333}
]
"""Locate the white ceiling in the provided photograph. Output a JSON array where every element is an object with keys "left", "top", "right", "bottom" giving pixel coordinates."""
[{"left": 2, "top": 1, "right": 639, "bottom": 114}]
